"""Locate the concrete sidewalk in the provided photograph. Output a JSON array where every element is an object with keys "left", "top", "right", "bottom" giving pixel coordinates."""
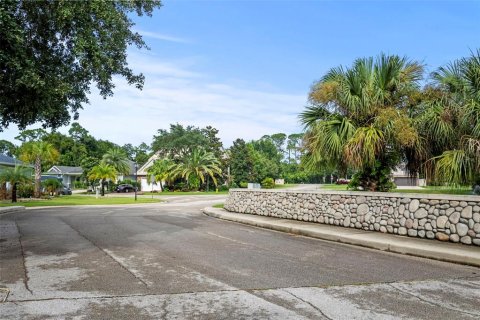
[{"left": 203, "top": 207, "right": 480, "bottom": 267}]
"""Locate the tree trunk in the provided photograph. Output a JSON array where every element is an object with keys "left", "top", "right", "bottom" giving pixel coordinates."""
[
  {"left": 101, "top": 179, "right": 105, "bottom": 196},
  {"left": 34, "top": 157, "right": 42, "bottom": 198},
  {"left": 0, "top": 182, "right": 6, "bottom": 200},
  {"left": 12, "top": 183, "right": 17, "bottom": 203}
]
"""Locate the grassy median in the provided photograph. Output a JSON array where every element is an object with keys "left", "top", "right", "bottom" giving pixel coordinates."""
[{"left": 0, "top": 195, "right": 162, "bottom": 207}]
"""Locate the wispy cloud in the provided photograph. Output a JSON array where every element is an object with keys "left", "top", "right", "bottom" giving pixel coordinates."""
[
  {"left": 2, "top": 53, "right": 307, "bottom": 147},
  {"left": 136, "top": 30, "right": 191, "bottom": 44}
]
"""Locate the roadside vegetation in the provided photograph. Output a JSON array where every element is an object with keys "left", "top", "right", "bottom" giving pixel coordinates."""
[{"left": 320, "top": 184, "right": 473, "bottom": 195}]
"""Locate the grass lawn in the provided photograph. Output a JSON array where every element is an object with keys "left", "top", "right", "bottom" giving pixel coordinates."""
[
  {"left": 320, "top": 184, "right": 474, "bottom": 195},
  {"left": 142, "top": 190, "right": 229, "bottom": 196},
  {"left": 213, "top": 203, "right": 224, "bottom": 209},
  {"left": 274, "top": 184, "right": 298, "bottom": 189},
  {"left": 0, "top": 195, "right": 162, "bottom": 207}
]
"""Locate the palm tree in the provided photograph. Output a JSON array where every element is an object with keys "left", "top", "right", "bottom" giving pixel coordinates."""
[
  {"left": 43, "top": 178, "right": 62, "bottom": 196},
  {"left": 19, "top": 141, "right": 59, "bottom": 197},
  {"left": 170, "top": 148, "right": 222, "bottom": 190},
  {"left": 88, "top": 164, "right": 117, "bottom": 196},
  {"left": 300, "top": 54, "right": 423, "bottom": 191},
  {"left": 101, "top": 147, "right": 130, "bottom": 176},
  {"left": 146, "top": 158, "right": 174, "bottom": 192},
  {"left": 0, "top": 166, "right": 32, "bottom": 202},
  {"left": 417, "top": 50, "right": 480, "bottom": 187}
]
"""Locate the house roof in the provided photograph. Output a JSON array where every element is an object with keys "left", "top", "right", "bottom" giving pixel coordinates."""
[
  {"left": 47, "top": 165, "right": 83, "bottom": 175},
  {"left": 137, "top": 153, "right": 160, "bottom": 176},
  {"left": 0, "top": 154, "right": 25, "bottom": 167}
]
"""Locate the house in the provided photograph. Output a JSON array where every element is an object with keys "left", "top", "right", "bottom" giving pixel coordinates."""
[
  {"left": 0, "top": 154, "right": 25, "bottom": 168},
  {"left": 137, "top": 153, "right": 163, "bottom": 192},
  {"left": 44, "top": 166, "right": 83, "bottom": 188},
  {"left": 116, "top": 160, "right": 138, "bottom": 182},
  {"left": 392, "top": 164, "right": 425, "bottom": 187}
]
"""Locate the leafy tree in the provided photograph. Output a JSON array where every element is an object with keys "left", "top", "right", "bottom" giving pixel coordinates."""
[
  {"left": 170, "top": 148, "right": 222, "bottom": 190},
  {"left": 0, "top": 140, "right": 17, "bottom": 157},
  {"left": 0, "top": 166, "right": 32, "bottom": 202},
  {"left": 102, "top": 147, "right": 130, "bottom": 175},
  {"left": 88, "top": 164, "right": 117, "bottom": 196},
  {"left": 14, "top": 129, "right": 48, "bottom": 143},
  {"left": 248, "top": 144, "right": 280, "bottom": 182},
  {"left": 19, "top": 141, "right": 59, "bottom": 197},
  {"left": 0, "top": 0, "right": 162, "bottom": 130},
  {"left": 286, "top": 133, "right": 303, "bottom": 163},
  {"left": 122, "top": 142, "right": 151, "bottom": 166},
  {"left": 152, "top": 124, "right": 223, "bottom": 159},
  {"left": 229, "top": 139, "right": 254, "bottom": 185},
  {"left": 269, "top": 133, "right": 287, "bottom": 157},
  {"left": 301, "top": 54, "right": 422, "bottom": 191}
]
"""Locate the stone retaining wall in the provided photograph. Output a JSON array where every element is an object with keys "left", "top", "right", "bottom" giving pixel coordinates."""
[{"left": 224, "top": 190, "right": 480, "bottom": 246}]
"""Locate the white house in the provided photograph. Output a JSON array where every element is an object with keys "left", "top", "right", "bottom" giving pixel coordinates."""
[
  {"left": 137, "top": 153, "right": 164, "bottom": 192},
  {"left": 392, "top": 164, "right": 425, "bottom": 187}
]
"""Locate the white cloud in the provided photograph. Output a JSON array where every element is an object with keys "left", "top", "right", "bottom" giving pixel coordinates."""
[
  {"left": 1, "top": 53, "right": 307, "bottom": 148},
  {"left": 135, "top": 30, "right": 190, "bottom": 44}
]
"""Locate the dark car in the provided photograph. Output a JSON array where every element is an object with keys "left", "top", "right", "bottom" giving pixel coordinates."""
[
  {"left": 58, "top": 185, "right": 72, "bottom": 195},
  {"left": 116, "top": 184, "right": 136, "bottom": 193}
]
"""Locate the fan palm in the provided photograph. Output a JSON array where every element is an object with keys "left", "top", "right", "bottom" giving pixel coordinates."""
[
  {"left": 301, "top": 54, "right": 423, "bottom": 191},
  {"left": 19, "top": 141, "right": 59, "bottom": 197},
  {"left": 420, "top": 50, "right": 480, "bottom": 187},
  {"left": 0, "top": 166, "right": 32, "bottom": 202},
  {"left": 101, "top": 147, "right": 130, "bottom": 175},
  {"left": 170, "top": 148, "right": 222, "bottom": 190},
  {"left": 88, "top": 164, "right": 117, "bottom": 196}
]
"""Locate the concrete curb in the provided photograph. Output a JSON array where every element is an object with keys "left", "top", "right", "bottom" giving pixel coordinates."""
[
  {"left": 0, "top": 206, "right": 26, "bottom": 215},
  {"left": 203, "top": 207, "right": 480, "bottom": 268}
]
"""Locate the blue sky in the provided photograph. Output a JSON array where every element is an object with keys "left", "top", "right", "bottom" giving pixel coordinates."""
[{"left": 3, "top": 0, "right": 480, "bottom": 147}]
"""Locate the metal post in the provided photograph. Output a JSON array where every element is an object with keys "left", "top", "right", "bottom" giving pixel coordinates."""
[{"left": 134, "top": 162, "right": 138, "bottom": 201}]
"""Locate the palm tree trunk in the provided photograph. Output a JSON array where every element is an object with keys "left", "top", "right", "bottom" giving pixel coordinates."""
[
  {"left": 101, "top": 179, "right": 105, "bottom": 196},
  {"left": 12, "top": 183, "right": 17, "bottom": 203},
  {"left": 34, "top": 157, "right": 42, "bottom": 198},
  {"left": 0, "top": 182, "right": 6, "bottom": 200}
]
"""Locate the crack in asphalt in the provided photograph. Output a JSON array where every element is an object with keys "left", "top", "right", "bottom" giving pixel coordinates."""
[
  {"left": 283, "top": 289, "right": 333, "bottom": 320},
  {"left": 14, "top": 220, "right": 32, "bottom": 295},
  {"left": 58, "top": 217, "right": 149, "bottom": 288},
  {"left": 387, "top": 283, "right": 480, "bottom": 317}
]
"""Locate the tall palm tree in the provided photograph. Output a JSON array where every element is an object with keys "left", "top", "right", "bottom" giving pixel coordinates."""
[
  {"left": 170, "top": 148, "right": 222, "bottom": 190},
  {"left": 300, "top": 54, "right": 423, "bottom": 191},
  {"left": 417, "top": 50, "right": 480, "bottom": 187},
  {"left": 146, "top": 158, "right": 174, "bottom": 192},
  {"left": 19, "top": 141, "right": 59, "bottom": 197},
  {"left": 88, "top": 164, "right": 117, "bottom": 196},
  {"left": 101, "top": 147, "right": 130, "bottom": 176},
  {"left": 0, "top": 166, "right": 32, "bottom": 202}
]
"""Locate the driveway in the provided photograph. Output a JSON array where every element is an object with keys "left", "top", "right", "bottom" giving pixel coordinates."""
[{"left": 1, "top": 195, "right": 479, "bottom": 319}]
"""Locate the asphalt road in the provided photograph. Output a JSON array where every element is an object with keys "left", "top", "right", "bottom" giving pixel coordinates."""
[{"left": 1, "top": 195, "right": 479, "bottom": 319}]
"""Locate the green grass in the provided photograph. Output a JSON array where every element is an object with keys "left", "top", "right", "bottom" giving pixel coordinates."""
[
  {"left": 142, "top": 190, "right": 229, "bottom": 196},
  {"left": 274, "top": 184, "right": 298, "bottom": 189},
  {"left": 0, "top": 195, "right": 162, "bottom": 207},
  {"left": 320, "top": 184, "right": 474, "bottom": 195},
  {"left": 212, "top": 203, "right": 224, "bottom": 209}
]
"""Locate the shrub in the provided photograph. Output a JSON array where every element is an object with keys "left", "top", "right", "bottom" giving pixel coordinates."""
[
  {"left": 74, "top": 181, "right": 86, "bottom": 189},
  {"left": 17, "top": 184, "right": 34, "bottom": 198},
  {"left": 229, "top": 182, "right": 239, "bottom": 189},
  {"left": 42, "top": 179, "right": 62, "bottom": 195},
  {"left": 239, "top": 182, "right": 248, "bottom": 188},
  {"left": 261, "top": 177, "right": 275, "bottom": 189},
  {"left": 218, "top": 185, "right": 229, "bottom": 192}
]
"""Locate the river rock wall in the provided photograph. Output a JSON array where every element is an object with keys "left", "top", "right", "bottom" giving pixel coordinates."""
[{"left": 224, "top": 190, "right": 480, "bottom": 246}]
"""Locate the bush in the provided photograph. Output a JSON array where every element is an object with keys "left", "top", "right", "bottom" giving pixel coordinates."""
[
  {"left": 261, "top": 177, "right": 275, "bottom": 189},
  {"left": 229, "top": 182, "right": 239, "bottom": 189},
  {"left": 473, "top": 185, "right": 480, "bottom": 195},
  {"left": 239, "top": 182, "right": 248, "bottom": 188},
  {"left": 17, "top": 184, "right": 34, "bottom": 198},
  {"left": 218, "top": 185, "right": 229, "bottom": 192},
  {"left": 74, "top": 181, "right": 86, "bottom": 189},
  {"left": 42, "top": 179, "right": 62, "bottom": 195}
]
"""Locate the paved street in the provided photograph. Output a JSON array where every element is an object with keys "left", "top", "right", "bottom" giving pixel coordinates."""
[{"left": 1, "top": 195, "right": 479, "bottom": 319}]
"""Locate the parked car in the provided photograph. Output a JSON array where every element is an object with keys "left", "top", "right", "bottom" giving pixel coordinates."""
[
  {"left": 58, "top": 185, "right": 72, "bottom": 195},
  {"left": 115, "top": 184, "right": 136, "bottom": 193}
]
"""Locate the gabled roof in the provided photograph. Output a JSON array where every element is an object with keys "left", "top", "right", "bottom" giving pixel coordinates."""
[
  {"left": 0, "top": 154, "right": 25, "bottom": 167},
  {"left": 47, "top": 165, "right": 83, "bottom": 175},
  {"left": 137, "top": 153, "right": 160, "bottom": 175}
]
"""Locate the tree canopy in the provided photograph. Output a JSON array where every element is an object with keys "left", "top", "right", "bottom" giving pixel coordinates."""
[{"left": 0, "top": 0, "right": 161, "bottom": 130}]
